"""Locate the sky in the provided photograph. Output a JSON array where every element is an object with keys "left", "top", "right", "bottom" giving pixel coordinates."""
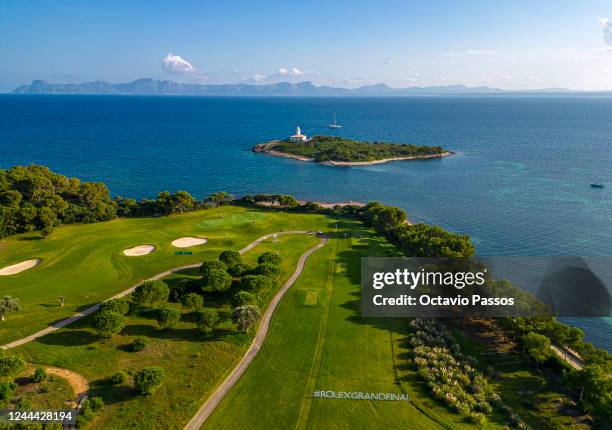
[{"left": 2, "top": 0, "right": 612, "bottom": 92}]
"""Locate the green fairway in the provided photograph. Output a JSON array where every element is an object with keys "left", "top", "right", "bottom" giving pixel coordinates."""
[
  {"left": 0, "top": 206, "right": 332, "bottom": 344},
  {"left": 12, "top": 232, "right": 322, "bottom": 429}
]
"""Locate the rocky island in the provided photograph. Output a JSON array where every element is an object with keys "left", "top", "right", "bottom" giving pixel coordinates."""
[{"left": 253, "top": 131, "right": 451, "bottom": 166}]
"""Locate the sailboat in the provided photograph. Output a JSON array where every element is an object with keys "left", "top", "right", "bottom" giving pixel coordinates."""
[{"left": 328, "top": 113, "right": 342, "bottom": 129}]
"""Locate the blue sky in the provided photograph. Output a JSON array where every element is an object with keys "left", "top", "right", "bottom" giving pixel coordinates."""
[{"left": 2, "top": 0, "right": 612, "bottom": 92}]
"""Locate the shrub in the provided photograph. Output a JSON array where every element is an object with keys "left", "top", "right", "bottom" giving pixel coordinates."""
[
  {"left": 257, "top": 251, "right": 281, "bottom": 266},
  {"left": 0, "top": 382, "right": 17, "bottom": 403},
  {"left": 196, "top": 309, "right": 220, "bottom": 336},
  {"left": 0, "top": 295, "right": 21, "bottom": 321},
  {"left": 201, "top": 268, "right": 232, "bottom": 292},
  {"left": 132, "top": 280, "right": 169, "bottom": 307},
  {"left": 232, "top": 291, "right": 256, "bottom": 307},
  {"left": 134, "top": 367, "right": 165, "bottom": 395},
  {"left": 111, "top": 371, "right": 128, "bottom": 385},
  {"left": 0, "top": 355, "right": 25, "bottom": 377},
  {"left": 219, "top": 250, "right": 242, "bottom": 269},
  {"left": 231, "top": 305, "right": 261, "bottom": 332},
  {"left": 99, "top": 298, "right": 130, "bottom": 315},
  {"left": 252, "top": 263, "right": 280, "bottom": 278},
  {"left": 131, "top": 336, "right": 148, "bottom": 352},
  {"left": 181, "top": 293, "right": 204, "bottom": 312},
  {"left": 91, "top": 310, "right": 125, "bottom": 337},
  {"left": 156, "top": 307, "right": 181, "bottom": 328},
  {"left": 78, "top": 396, "right": 104, "bottom": 425},
  {"left": 31, "top": 367, "right": 47, "bottom": 383},
  {"left": 200, "top": 259, "right": 226, "bottom": 274},
  {"left": 240, "top": 275, "right": 273, "bottom": 292}
]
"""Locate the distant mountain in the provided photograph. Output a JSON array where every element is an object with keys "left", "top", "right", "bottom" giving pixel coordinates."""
[{"left": 10, "top": 78, "right": 603, "bottom": 96}]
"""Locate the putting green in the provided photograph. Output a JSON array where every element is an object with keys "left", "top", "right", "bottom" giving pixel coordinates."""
[{"left": 0, "top": 206, "right": 332, "bottom": 344}]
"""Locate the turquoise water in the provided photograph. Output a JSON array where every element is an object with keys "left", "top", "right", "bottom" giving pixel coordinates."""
[{"left": 1, "top": 95, "right": 611, "bottom": 349}]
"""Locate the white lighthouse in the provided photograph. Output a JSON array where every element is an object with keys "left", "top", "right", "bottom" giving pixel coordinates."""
[{"left": 289, "top": 126, "right": 308, "bottom": 142}]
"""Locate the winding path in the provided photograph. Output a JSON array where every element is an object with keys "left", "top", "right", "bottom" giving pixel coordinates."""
[
  {"left": 0, "top": 231, "right": 310, "bottom": 350},
  {"left": 183, "top": 236, "right": 328, "bottom": 430}
]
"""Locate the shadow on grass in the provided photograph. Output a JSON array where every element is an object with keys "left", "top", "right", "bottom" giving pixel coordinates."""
[
  {"left": 35, "top": 329, "right": 97, "bottom": 346},
  {"left": 17, "top": 235, "right": 42, "bottom": 241},
  {"left": 89, "top": 378, "right": 134, "bottom": 405}
]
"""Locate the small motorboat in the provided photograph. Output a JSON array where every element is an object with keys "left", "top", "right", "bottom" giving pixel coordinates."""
[{"left": 590, "top": 183, "right": 605, "bottom": 188}]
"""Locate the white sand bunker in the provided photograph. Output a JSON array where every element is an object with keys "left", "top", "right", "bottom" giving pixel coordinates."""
[
  {"left": 171, "top": 237, "right": 208, "bottom": 248},
  {"left": 123, "top": 245, "right": 156, "bottom": 256},
  {"left": 0, "top": 259, "right": 41, "bottom": 276}
]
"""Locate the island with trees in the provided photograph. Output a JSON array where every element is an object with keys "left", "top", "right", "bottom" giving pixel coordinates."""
[{"left": 253, "top": 135, "right": 451, "bottom": 166}]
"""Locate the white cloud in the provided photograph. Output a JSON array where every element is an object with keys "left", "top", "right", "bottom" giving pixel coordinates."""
[
  {"left": 384, "top": 58, "right": 400, "bottom": 65},
  {"left": 500, "top": 74, "right": 512, "bottom": 80},
  {"left": 443, "top": 49, "right": 502, "bottom": 58},
  {"left": 275, "top": 67, "right": 304, "bottom": 76},
  {"left": 251, "top": 74, "right": 267, "bottom": 82},
  {"left": 161, "top": 53, "right": 197, "bottom": 74},
  {"left": 599, "top": 17, "right": 612, "bottom": 47},
  {"left": 526, "top": 76, "right": 537, "bottom": 81}
]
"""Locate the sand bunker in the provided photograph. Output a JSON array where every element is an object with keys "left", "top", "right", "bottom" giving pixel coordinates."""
[
  {"left": 0, "top": 259, "right": 41, "bottom": 276},
  {"left": 171, "top": 237, "right": 208, "bottom": 248},
  {"left": 123, "top": 245, "right": 156, "bottom": 256}
]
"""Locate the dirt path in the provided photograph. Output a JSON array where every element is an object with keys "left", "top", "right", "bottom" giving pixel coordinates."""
[
  {"left": 0, "top": 231, "right": 310, "bottom": 350},
  {"left": 183, "top": 236, "right": 328, "bottom": 430},
  {"left": 42, "top": 365, "right": 89, "bottom": 403}
]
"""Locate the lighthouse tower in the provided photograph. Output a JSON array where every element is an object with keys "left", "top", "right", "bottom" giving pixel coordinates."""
[{"left": 289, "top": 126, "right": 308, "bottom": 142}]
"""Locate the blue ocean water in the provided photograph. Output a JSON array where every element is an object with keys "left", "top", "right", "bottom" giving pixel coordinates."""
[{"left": 1, "top": 95, "right": 611, "bottom": 349}]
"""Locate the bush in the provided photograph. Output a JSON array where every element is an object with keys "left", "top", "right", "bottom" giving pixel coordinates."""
[
  {"left": 0, "top": 382, "right": 17, "bottom": 403},
  {"left": 0, "top": 355, "right": 25, "bottom": 377},
  {"left": 201, "top": 268, "right": 232, "bottom": 292},
  {"left": 257, "top": 251, "right": 281, "bottom": 266},
  {"left": 196, "top": 309, "right": 220, "bottom": 336},
  {"left": 252, "top": 263, "right": 280, "bottom": 278},
  {"left": 231, "top": 305, "right": 261, "bottom": 332},
  {"left": 111, "top": 371, "right": 128, "bottom": 385},
  {"left": 241, "top": 275, "right": 273, "bottom": 292},
  {"left": 232, "top": 291, "right": 256, "bottom": 307},
  {"left": 219, "top": 250, "right": 242, "bottom": 269},
  {"left": 132, "top": 280, "right": 170, "bottom": 307},
  {"left": 99, "top": 298, "right": 130, "bottom": 315},
  {"left": 181, "top": 293, "right": 204, "bottom": 311},
  {"left": 131, "top": 336, "right": 148, "bottom": 352},
  {"left": 200, "top": 259, "right": 226, "bottom": 274},
  {"left": 91, "top": 310, "right": 125, "bottom": 337},
  {"left": 134, "top": 367, "right": 165, "bottom": 395},
  {"left": 31, "top": 367, "right": 47, "bottom": 383},
  {"left": 156, "top": 307, "right": 181, "bottom": 328},
  {"left": 78, "top": 396, "right": 104, "bottom": 425}
]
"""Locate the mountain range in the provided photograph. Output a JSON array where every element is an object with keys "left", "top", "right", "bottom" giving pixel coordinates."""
[{"left": 10, "top": 78, "right": 600, "bottom": 96}]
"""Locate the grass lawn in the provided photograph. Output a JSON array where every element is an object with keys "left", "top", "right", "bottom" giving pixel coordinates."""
[
  {"left": 12, "top": 367, "right": 75, "bottom": 410},
  {"left": 0, "top": 206, "right": 332, "bottom": 344},
  {"left": 12, "top": 232, "right": 322, "bottom": 429}
]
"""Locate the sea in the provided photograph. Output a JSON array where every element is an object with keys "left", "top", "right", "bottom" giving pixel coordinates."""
[{"left": 1, "top": 94, "right": 611, "bottom": 350}]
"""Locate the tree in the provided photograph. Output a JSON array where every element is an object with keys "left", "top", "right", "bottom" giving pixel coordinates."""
[
  {"left": 204, "top": 192, "right": 234, "bottom": 207},
  {"left": 31, "top": 367, "right": 47, "bottom": 383},
  {"left": 0, "top": 296, "right": 20, "bottom": 321},
  {"left": 0, "top": 355, "right": 26, "bottom": 377},
  {"left": 278, "top": 195, "right": 298, "bottom": 209},
  {"left": 257, "top": 251, "right": 281, "bottom": 266},
  {"left": 231, "top": 305, "right": 261, "bottom": 332},
  {"left": 200, "top": 259, "right": 227, "bottom": 274},
  {"left": 0, "top": 382, "right": 17, "bottom": 404},
  {"left": 218, "top": 250, "right": 242, "bottom": 269},
  {"left": 252, "top": 263, "right": 280, "bottom": 278},
  {"left": 156, "top": 307, "right": 181, "bottom": 328},
  {"left": 371, "top": 206, "right": 406, "bottom": 232},
  {"left": 196, "top": 309, "right": 220, "bottom": 336},
  {"left": 240, "top": 275, "right": 273, "bottom": 293},
  {"left": 232, "top": 291, "right": 256, "bottom": 308},
  {"left": 201, "top": 268, "right": 232, "bottom": 292},
  {"left": 181, "top": 293, "right": 204, "bottom": 312},
  {"left": 134, "top": 367, "right": 165, "bottom": 395},
  {"left": 522, "top": 332, "right": 551, "bottom": 369},
  {"left": 99, "top": 298, "right": 130, "bottom": 315},
  {"left": 111, "top": 371, "right": 128, "bottom": 385},
  {"left": 227, "top": 263, "right": 253, "bottom": 277},
  {"left": 132, "top": 280, "right": 169, "bottom": 307},
  {"left": 91, "top": 310, "right": 125, "bottom": 337}
]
